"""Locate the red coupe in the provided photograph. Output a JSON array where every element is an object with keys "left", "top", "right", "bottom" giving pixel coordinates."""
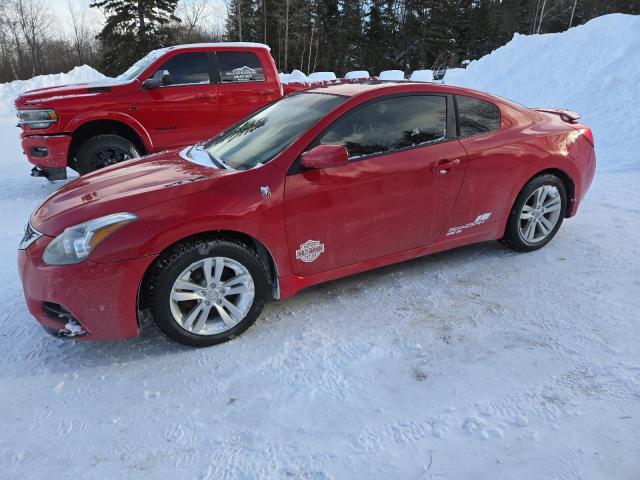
[{"left": 18, "top": 81, "right": 596, "bottom": 347}]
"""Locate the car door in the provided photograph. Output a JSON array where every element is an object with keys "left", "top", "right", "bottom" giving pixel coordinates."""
[
  {"left": 215, "top": 50, "right": 280, "bottom": 128},
  {"left": 284, "top": 94, "right": 468, "bottom": 276},
  {"left": 133, "top": 51, "right": 219, "bottom": 150}
]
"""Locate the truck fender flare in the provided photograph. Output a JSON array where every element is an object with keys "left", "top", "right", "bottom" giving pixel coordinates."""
[{"left": 66, "top": 111, "right": 154, "bottom": 153}]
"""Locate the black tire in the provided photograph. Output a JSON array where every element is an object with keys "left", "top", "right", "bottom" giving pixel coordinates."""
[
  {"left": 500, "top": 173, "right": 567, "bottom": 252},
  {"left": 76, "top": 134, "right": 139, "bottom": 174},
  {"left": 148, "top": 239, "right": 270, "bottom": 347}
]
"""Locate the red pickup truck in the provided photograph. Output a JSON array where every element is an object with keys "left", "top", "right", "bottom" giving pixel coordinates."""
[{"left": 15, "top": 43, "right": 296, "bottom": 180}]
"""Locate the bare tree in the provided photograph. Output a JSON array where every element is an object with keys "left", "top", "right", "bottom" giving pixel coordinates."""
[
  {"left": 67, "top": 0, "right": 96, "bottom": 64},
  {"left": 177, "top": 0, "right": 209, "bottom": 41},
  {"left": 12, "top": 0, "right": 52, "bottom": 76}
]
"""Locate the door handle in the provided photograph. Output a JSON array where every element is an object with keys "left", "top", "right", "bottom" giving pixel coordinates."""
[
  {"left": 432, "top": 158, "right": 461, "bottom": 174},
  {"left": 195, "top": 93, "right": 215, "bottom": 101},
  {"left": 257, "top": 90, "right": 275, "bottom": 96}
]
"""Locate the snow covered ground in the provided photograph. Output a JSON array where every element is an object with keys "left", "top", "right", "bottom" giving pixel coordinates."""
[{"left": 1, "top": 14, "right": 639, "bottom": 479}]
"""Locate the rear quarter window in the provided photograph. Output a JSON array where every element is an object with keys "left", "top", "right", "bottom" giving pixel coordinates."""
[
  {"left": 217, "top": 52, "right": 266, "bottom": 83},
  {"left": 456, "top": 95, "right": 500, "bottom": 137}
]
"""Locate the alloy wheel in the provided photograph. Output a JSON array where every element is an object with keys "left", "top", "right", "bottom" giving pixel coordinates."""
[
  {"left": 94, "top": 146, "right": 134, "bottom": 168},
  {"left": 169, "top": 257, "right": 255, "bottom": 335},
  {"left": 518, "top": 185, "right": 562, "bottom": 244}
]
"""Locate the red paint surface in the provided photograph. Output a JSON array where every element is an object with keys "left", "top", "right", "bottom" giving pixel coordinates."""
[
  {"left": 19, "top": 81, "right": 596, "bottom": 340},
  {"left": 15, "top": 45, "right": 282, "bottom": 170}
]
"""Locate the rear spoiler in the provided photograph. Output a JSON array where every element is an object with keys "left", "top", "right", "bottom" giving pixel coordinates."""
[{"left": 533, "top": 108, "right": 581, "bottom": 124}]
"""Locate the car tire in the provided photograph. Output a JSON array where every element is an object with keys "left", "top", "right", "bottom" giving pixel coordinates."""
[
  {"left": 148, "top": 239, "right": 270, "bottom": 348},
  {"left": 76, "top": 134, "right": 139, "bottom": 174},
  {"left": 500, "top": 173, "right": 567, "bottom": 252}
]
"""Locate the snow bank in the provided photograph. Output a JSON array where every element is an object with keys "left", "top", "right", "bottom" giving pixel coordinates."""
[
  {"left": 0, "top": 65, "right": 105, "bottom": 114},
  {"left": 308, "top": 72, "right": 337, "bottom": 82},
  {"left": 279, "top": 69, "right": 308, "bottom": 84},
  {"left": 445, "top": 13, "right": 640, "bottom": 170},
  {"left": 379, "top": 70, "right": 404, "bottom": 80},
  {"left": 409, "top": 69, "right": 433, "bottom": 82},
  {"left": 345, "top": 70, "right": 370, "bottom": 79}
]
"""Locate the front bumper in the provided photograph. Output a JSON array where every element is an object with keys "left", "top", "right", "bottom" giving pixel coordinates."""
[
  {"left": 21, "top": 134, "right": 71, "bottom": 169},
  {"left": 18, "top": 235, "right": 157, "bottom": 340}
]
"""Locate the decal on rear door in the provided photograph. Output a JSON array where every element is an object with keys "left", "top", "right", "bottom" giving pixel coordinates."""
[
  {"left": 296, "top": 240, "right": 325, "bottom": 263},
  {"left": 446, "top": 213, "right": 492, "bottom": 236}
]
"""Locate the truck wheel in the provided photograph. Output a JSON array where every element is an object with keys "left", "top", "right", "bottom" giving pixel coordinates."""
[
  {"left": 148, "top": 239, "right": 271, "bottom": 347},
  {"left": 76, "top": 134, "right": 139, "bottom": 174},
  {"left": 500, "top": 173, "right": 567, "bottom": 252}
]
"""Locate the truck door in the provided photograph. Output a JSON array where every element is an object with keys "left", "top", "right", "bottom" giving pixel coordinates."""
[
  {"left": 214, "top": 50, "right": 281, "bottom": 128},
  {"left": 134, "top": 51, "right": 219, "bottom": 150}
]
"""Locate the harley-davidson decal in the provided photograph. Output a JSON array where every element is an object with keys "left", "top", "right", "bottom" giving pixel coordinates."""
[{"left": 296, "top": 240, "right": 325, "bottom": 263}]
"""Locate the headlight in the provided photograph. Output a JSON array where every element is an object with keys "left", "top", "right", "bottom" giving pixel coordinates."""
[
  {"left": 43, "top": 212, "right": 137, "bottom": 265},
  {"left": 17, "top": 109, "right": 58, "bottom": 129}
]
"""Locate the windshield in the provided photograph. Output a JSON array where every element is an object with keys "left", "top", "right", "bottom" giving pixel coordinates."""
[
  {"left": 206, "top": 93, "right": 346, "bottom": 170},
  {"left": 117, "top": 48, "right": 168, "bottom": 81}
]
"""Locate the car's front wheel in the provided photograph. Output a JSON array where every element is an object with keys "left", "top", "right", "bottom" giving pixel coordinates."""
[
  {"left": 501, "top": 173, "right": 567, "bottom": 252},
  {"left": 148, "top": 239, "right": 270, "bottom": 347}
]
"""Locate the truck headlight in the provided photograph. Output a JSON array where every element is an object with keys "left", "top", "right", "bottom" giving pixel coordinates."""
[
  {"left": 43, "top": 213, "right": 137, "bottom": 265},
  {"left": 17, "top": 109, "right": 58, "bottom": 129}
]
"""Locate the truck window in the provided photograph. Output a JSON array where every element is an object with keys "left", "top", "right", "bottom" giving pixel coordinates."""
[
  {"left": 155, "top": 52, "right": 210, "bottom": 86},
  {"left": 217, "top": 52, "right": 266, "bottom": 83}
]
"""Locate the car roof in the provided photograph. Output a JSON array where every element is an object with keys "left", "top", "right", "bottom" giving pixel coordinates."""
[
  {"left": 306, "top": 80, "right": 452, "bottom": 97},
  {"left": 305, "top": 80, "right": 527, "bottom": 111}
]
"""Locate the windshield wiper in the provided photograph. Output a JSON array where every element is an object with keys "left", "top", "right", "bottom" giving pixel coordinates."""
[{"left": 205, "top": 149, "right": 231, "bottom": 170}]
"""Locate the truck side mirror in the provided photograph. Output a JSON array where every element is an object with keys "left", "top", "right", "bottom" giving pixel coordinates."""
[{"left": 142, "top": 70, "right": 172, "bottom": 89}]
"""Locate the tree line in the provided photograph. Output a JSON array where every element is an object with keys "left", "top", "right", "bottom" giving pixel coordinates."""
[
  {"left": 1, "top": 0, "right": 638, "bottom": 83},
  {"left": 226, "top": 0, "right": 640, "bottom": 75}
]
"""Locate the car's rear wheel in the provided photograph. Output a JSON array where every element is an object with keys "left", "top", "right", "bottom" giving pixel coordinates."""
[
  {"left": 76, "top": 134, "right": 139, "bottom": 174},
  {"left": 148, "top": 239, "right": 270, "bottom": 347},
  {"left": 501, "top": 174, "right": 567, "bottom": 252}
]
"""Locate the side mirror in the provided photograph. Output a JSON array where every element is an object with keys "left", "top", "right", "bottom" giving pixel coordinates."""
[
  {"left": 300, "top": 144, "right": 348, "bottom": 170},
  {"left": 142, "top": 69, "right": 171, "bottom": 89}
]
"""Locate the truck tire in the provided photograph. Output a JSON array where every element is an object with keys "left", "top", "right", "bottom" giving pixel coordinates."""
[{"left": 76, "top": 134, "right": 140, "bottom": 174}]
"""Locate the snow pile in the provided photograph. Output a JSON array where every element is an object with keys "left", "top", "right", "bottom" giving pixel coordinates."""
[
  {"left": 279, "top": 69, "right": 308, "bottom": 84},
  {"left": 379, "top": 70, "right": 404, "bottom": 80},
  {"left": 445, "top": 13, "right": 640, "bottom": 170},
  {"left": 345, "top": 70, "right": 370, "bottom": 79},
  {"left": 409, "top": 69, "right": 433, "bottom": 82},
  {"left": 308, "top": 71, "right": 337, "bottom": 82},
  {"left": 0, "top": 65, "right": 105, "bottom": 114}
]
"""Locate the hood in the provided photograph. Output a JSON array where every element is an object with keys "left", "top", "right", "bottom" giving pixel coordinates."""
[
  {"left": 32, "top": 149, "right": 237, "bottom": 236},
  {"left": 15, "top": 78, "right": 130, "bottom": 108}
]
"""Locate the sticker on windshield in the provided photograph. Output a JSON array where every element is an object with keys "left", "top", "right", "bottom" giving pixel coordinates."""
[{"left": 296, "top": 240, "right": 325, "bottom": 263}]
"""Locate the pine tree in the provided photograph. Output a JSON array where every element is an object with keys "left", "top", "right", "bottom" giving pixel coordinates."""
[{"left": 90, "top": 0, "right": 180, "bottom": 75}]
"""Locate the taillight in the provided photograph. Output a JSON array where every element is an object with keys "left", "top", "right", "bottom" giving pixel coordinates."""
[{"left": 580, "top": 128, "right": 594, "bottom": 147}]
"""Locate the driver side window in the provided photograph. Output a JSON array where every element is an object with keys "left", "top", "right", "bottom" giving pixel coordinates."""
[
  {"left": 318, "top": 95, "right": 447, "bottom": 159},
  {"left": 154, "top": 52, "right": 210, "bottom": 86}
]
